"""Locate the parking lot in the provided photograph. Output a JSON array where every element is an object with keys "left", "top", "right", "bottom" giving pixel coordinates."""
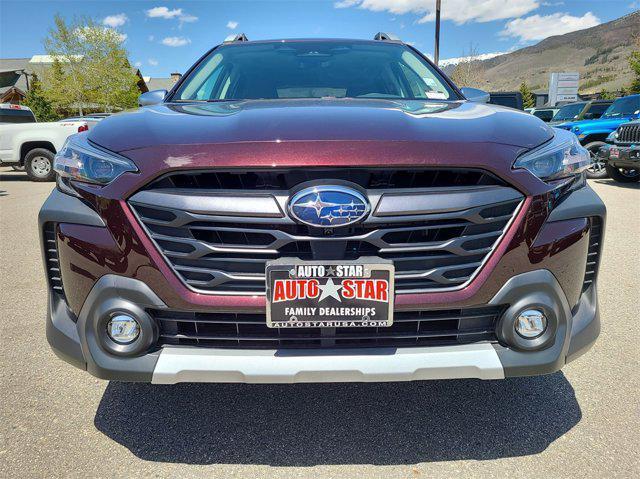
[{"left": 0, "top": 168, "right": 638, "bottom": 478}]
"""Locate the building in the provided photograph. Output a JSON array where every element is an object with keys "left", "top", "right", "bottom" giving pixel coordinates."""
[
  {"left": 142, "top": 73, "right": 182, "bottom": 92},
  {"left": 0, "top": 58, "right": 30, "bottom": 103},
  {"left": 0, "top": 55, "right": 149, "bottom": 105}
]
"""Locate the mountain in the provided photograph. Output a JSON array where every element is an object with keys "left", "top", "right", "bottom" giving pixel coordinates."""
[{"left": 450, "top": 11, "right": 639, "bottom": 94}]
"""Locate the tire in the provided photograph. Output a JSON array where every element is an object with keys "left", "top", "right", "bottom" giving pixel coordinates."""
[
  {"left": 11, "top": 165, "right": 25, "bottom": 172},
  {"left": 605, "top": 164, "right": 640, "bottom": 183},
  {"left": 25, "top": 148, "right": 56, "bottom": 182},
  {"left": 584, "top": 141, "right": 608, "bottom": 179}
]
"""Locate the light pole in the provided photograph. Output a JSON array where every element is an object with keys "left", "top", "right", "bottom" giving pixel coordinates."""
[{"left": 434, "top": 0, "right": 441, "bottom": 65}]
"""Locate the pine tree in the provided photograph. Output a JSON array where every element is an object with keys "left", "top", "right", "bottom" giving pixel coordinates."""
[
  {"left": 519, "top": 81, "right": 535, "bottom": 109},
  {"left": 22, "top": 74, "right": 60, "bottom": 121}
]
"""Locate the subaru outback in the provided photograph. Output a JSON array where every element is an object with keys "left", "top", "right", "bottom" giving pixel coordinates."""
[{"left": 41, "top": 35, "right": 605, "bottom": 383}]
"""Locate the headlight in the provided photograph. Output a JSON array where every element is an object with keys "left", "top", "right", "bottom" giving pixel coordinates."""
[
  {"left": 54, "top": 133, "right": 137, "bottom": 185},
  {"left": 513, "top": 128, "right": 590, "bottom": 181},
  {"left": 606, "top": 130, "right": 618, "bottom": 142}
]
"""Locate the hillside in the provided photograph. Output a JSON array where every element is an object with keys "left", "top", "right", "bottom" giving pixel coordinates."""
[{"left": 457, "top": 11, "right": 639, "bottom": 94}]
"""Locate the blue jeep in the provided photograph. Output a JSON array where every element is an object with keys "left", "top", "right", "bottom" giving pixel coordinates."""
[{"left": 556, "top": 94, "right": 640, "bottom": 178}]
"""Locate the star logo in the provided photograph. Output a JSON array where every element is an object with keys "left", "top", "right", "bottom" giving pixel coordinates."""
[
  {"left": 295, "top": 194, "right": 340, "bottom": 217},
  {"left": 317, "top": 278, "right": 342, "bottom": 302}
]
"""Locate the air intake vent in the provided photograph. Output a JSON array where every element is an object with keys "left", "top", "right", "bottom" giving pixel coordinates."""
[
  {"left": 152, "top": 306, "right": 503, "bottom": 349},
  {"left": 583, "top": 217, "right": 603, "bottom": 292},
  {"left": 43, "top": 223, "right": 64, "bottom": 297}
]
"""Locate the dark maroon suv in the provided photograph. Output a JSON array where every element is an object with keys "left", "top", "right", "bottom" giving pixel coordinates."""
[{"left": 40, "top": 36, "right": 605, "bottom": 383}]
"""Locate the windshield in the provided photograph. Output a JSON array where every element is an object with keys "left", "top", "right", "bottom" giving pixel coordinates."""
[
  {"left": 552, "top": 103, "right": 585, "bottom": 121},
  {"left": 602, "top": 96, "right": 640, "bottom": 118},
  {"left": 173, "top": 41, "right": 458, "bottom": 102}
]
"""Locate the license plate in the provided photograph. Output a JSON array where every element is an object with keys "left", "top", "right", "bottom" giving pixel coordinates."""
[
  {"left": 610, "top": 147, "right": 620, "bottom": 159},
  {"left": 266, "top": 259, "right": 394, "bottom": 328}
]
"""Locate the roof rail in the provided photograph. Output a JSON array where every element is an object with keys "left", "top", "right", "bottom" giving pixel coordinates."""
[
  {"left": 223, "top": 33, "right": 249, "bottom": 43},
  {"left": 374, "top": 32, "right": 400, "bottom": 41}
]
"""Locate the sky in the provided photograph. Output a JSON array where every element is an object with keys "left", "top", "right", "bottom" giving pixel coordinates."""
[{"left": 0, "top": 0, "right": 638, "bottom": 78}]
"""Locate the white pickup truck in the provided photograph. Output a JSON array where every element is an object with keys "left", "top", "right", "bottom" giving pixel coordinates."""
[{"left": 0, "top": 104, "right": 88, "bottom": 181}]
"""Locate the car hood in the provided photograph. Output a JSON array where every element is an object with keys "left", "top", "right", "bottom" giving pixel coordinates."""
[
  {"left": 559, "top": 117, "right": 632, "bottom": 131},
  {"left": 90, "top": 99, "right": 552, "bottom": 153}
]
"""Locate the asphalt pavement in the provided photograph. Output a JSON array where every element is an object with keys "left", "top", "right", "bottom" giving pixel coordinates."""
[{"left": 1, "top": 168, "right": 638, "bottom": 478}]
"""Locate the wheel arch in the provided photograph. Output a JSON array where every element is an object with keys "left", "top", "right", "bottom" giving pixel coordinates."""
[
  {"left": 580, "top": 133, "right": 610, "bottom": 145},
  {"left": 20, "top": 141, "right": 56, "bottom": 165}
]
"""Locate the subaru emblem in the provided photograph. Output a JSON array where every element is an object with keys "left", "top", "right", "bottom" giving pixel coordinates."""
[{"left": 288, "top": 185, "right": 370, "bottom": 228}]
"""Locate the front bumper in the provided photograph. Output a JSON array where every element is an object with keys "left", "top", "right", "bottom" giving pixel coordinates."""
[
  {"left": 599, "top": 144, "right": 640, "bottom": 168},
  {"left": 41, "top": 181, "right": 605, "bottom": 383},
  {"left": 46, "top": 269, "right": 600, "bottom": 383}
]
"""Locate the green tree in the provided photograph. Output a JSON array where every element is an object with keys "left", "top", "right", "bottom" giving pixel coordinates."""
[
  {"left": 519, "top": 81, "right": 535, "bottom": 109},
  {"left": 598, "top": 89, "right": 616, "bottom": 100},
  {"left": 22, "top": 74, "right": 60, "bottom": 121},
  {"left": 41, "top": 15, "right": 139, "bottom": 114},
  {"left": 629, "top": 38, "right": 640, "bottom": 94}
]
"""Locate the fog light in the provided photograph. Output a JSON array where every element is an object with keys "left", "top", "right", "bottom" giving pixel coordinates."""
[
  {"left": 107, "top": 315, "right": 140, "bottom": 344},
  {"left": 515, "top": 309, "right": 547, "bottom": 339}
]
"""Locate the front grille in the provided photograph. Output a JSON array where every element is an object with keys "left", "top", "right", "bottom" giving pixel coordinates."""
[
  {"left": 43, "top": 223, "right": 64, "bottom": 297},
  {"left": 145, "top": 168, "right": 505, "bottom": 191},
  {"left": 129, "top": 168, "right": 523, "bottom": 294},
  {"left": 616, "top": 123, "right": 640, "bottom": 144},
  {"left": 153, "top": 306, "right": 502, "bottom": 349},
  {"left": 583, "top": 217, "right": 603, "bottom": 292}
]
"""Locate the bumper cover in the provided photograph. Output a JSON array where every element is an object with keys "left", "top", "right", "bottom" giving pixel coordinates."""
[
  {"left": 599, "top": 144, "right": 640, "bottom": 168},
  {"left": 47, "top": 270, "right": 600, "bottom": 383}
]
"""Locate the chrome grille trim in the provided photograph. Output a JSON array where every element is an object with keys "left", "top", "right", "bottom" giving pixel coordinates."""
[{"left": 129, "top": 179, "right": 523, "bottom": 295}]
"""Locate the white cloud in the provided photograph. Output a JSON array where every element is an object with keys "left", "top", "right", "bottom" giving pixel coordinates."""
[
  {"left": 501, "top": 11, "right": 600, "bottom": 42},
  {"left": 134, "top": 61, "right": 142, "bottom": 67},
  {"left": 334, "top": 0, "right": 359, "bottom": 7},
  {"left": 334, "top": 0, "right": 539, "bottom": 24},
  {"left": 179, "top": 14, "right": 198, "bottom": 23},
  {"left": 148, "top": 58, "right": 159, "bottom": 66},
  {"left": 146, "top": 6, "right": 183, "bottom": 19},
  {"left": 146, "top": 6, "right": 198, "bottom": 26},
  {"left": 102, "top": 13, "right": 128, "bottom": 28},
  {"left": 161, "top": 36, "right": 191, "bottom": 47},
  {"left": 226, "top": 20, "right": 239, "bottom": 29}
]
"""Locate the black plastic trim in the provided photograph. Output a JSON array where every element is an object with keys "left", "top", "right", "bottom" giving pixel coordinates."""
[
  {"left": 38, "top": 188, "right": 105, "bottom": 229},
  {"left": 490, "top": 270, "right": 573, "bottom": 377},
  {"left": 547, "top": 184, "right": 606, "bottom": 223}
]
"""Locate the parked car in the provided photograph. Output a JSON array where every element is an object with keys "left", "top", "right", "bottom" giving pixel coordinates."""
[
  {"left": 556, "top": 94, "right": 640, "bottom": 178},
  {"left": 41, "top": 34, "right": 604, "bottom": 384},
  {"left": 597, "top": 120, "right": 640, "bottom": 182},
  {"left": 0, "top": 118, "right": 88, "bottom": 181},
  {"left": 549, "top": 100, "right": 613, "bottom": 126},
  {"left": 489, "top": 92, "right": 523, "bottom": 110},
  {"left": 527, "top": 107, "right": 559, "bottom": 122},
  {"left": 0, "top": 103, "right": 36, "bottom": 124},
  {"left": 58, "top": 113, "right": 111, "bottom": 129}
]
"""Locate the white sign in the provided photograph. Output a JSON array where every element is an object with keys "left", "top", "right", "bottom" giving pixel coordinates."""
[{"left": 548, "top": 72, "right": 580, "bottom": 106}]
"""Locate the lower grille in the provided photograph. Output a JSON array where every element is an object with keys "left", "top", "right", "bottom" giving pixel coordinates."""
[
  {"left": 153, "top": 306, "right": 503, "bottom": 349},
  {"left": 616, "top": 123, "right": 640, "bottom": 144},
  {"left": 43, "top": 223, "right": 64, "bottom": 297},
  {"left": 583, "top": 217, "right": 603, "bottom": 292}
]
